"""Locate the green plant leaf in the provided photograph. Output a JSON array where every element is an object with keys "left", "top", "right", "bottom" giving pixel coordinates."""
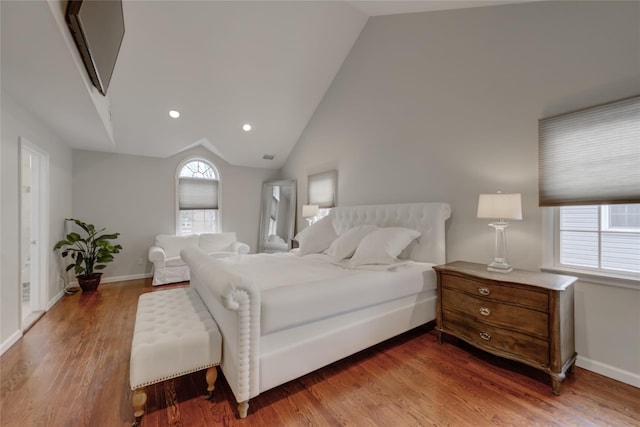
[
  {"left": 95, "top": 233, "right": 120, "bottom": 241},
  {"left": 71, "top": 219, "right": 90, "bottom": 234},
  {"left": 66, "top": 232, "right": 81, "bottom": 243},
  {"left": 53, "top": 240, "right": 70, "bottom": 250},
  {"left": 54, "top": 219, "right": 122, "bottom": 277}
]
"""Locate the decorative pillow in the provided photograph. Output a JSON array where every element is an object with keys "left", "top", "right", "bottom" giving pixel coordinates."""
[
  {"left": 155, "top": 234, "right": 200, "bottom": 258},
  {"left": 294, "top": 215, "right": 338, "bottom": 256},
  {"left": 349, "top": 227, "right": 421, "bottom": 266},
  {"left": 325, "top": 225, "right": 378, "bottom": 261},
  {"left": 199, "top": 232, "right": 237, "bottom": 253}
]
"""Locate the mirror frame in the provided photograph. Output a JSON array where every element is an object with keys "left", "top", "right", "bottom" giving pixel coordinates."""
[{"left": 258, "top": 179, "right": 297, "bottom": 253}]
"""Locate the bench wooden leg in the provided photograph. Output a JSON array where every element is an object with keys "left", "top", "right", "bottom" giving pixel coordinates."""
[
  {"left": 132, "top": 387, "right": 147, "bottom": 427},
  {"left": 238, "top": 400, "right": 249, "bottom": 418},
  {"left": 204, "top": 366, "right": 218, "bottom": 400}
]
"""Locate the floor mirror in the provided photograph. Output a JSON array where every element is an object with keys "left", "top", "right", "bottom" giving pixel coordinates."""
[{"left": 258, "top": 180, "right": 296, "bottom": 253}]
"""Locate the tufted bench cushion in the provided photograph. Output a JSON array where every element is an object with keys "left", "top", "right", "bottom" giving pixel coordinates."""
[{"left": 129, "top": 287, "right": 222, "bottom": 426}]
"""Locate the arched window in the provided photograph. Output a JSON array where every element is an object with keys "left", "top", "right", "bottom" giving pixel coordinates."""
[{"left": 176, "top": 158, "right": 220, "bottom": 235}]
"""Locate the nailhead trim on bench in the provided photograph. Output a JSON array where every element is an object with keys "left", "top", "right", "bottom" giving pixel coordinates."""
[{"left": 131, "top": 362, "right": 220, "bottom": 389}]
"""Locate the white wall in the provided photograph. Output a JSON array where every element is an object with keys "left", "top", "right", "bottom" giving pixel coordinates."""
[
  {"left": 72, "top": 147, "right": 277, "bottom": 279},
  {"left": 574, "top": 280, "right": 640, "bottom": 386},
  {"left": 1, "top": 94, "right": 73, "bottom": 352},
  {"left": 281, "top": 1, "right": 640, "bottom": 385}
]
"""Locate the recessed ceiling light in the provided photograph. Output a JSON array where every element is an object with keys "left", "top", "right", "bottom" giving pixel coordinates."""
[
  {"left": 169, "top": 110, "right": 180, "bottom": 119},
  {"left": 242, "top": 123, "right": 252, "bottom": 132}
]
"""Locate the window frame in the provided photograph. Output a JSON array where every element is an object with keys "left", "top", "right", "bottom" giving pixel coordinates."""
[
  {"left": 175, "top": 157, "right": 221, "bottom": 236},
  {"left": 542, "top": 207, "right": 640, "bottom": 289}
]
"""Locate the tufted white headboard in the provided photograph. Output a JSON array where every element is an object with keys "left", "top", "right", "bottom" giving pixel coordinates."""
[{"left": 328, "top": 203, "right": 451, "bottom": 265}]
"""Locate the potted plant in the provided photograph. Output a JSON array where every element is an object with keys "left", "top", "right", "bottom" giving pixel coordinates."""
[{"left": 53, "top": 219, "right": 122, "bottom": 292}]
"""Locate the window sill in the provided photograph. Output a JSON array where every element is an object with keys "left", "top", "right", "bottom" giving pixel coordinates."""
[{"left": 540, "top": 265, "right": 640, "bottom": 290}]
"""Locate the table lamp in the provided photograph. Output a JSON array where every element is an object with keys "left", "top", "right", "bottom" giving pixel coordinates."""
[{"left": 477, "top": 192, "right": 522, "bottom": 273}]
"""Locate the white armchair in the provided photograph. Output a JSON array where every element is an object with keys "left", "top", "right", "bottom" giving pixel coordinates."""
[{"left": 149, "top": 232, "right": 250, "bottom": 286}]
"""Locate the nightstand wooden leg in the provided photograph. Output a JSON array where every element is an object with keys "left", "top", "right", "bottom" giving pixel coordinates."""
[
  {"left": 550, "top": 372, "right": 565, "bottom": 396},
  {"left": 437, "top": 331, "right": 443, "bottom": 344}
]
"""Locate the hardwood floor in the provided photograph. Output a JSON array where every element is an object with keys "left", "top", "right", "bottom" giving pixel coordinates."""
[{"left": 1, "top": 278, "right": 638, "bottom": 426}]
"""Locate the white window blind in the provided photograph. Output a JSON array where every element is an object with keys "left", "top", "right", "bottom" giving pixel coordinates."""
[
  {"left": 539, "top": 95, "right": 640, "bottom": 206},
  {"left": 178, "top": 177, "right": 218, "bottom": 210},
  {"left": 308, "top": 170, "right": 337, "bottom": 209}
]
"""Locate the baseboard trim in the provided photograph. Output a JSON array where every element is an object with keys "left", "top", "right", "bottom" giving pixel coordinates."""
[
  {"left": 0, "top": 330, "right": 23, "bottom": 356},
  {"left": 47, "top": 289, "right": 64, "bottom": 310},
  {"left": 2, "top": 289, "right": 65, "bottom": 356},
  {"left": 576, "top": 355, "right": 640, "bottom": 388},
  {"left": 69, "top": 272, "right": 153, "bottom": 286},
  {"left": 2, "top": 274, "right": 152, "bottom": 357},
  {"left": 101, "top": 273, "right": 153, "bottom": 284}
]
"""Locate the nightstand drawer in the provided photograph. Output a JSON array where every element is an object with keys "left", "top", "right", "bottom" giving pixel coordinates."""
[
  {"left": 442, "top": 288, "right": 548, "bottom": 338},
  {"left": 443, "top": 309, "right": 549, "bottom": 367},
  {"left": 442, "top": 275, "right": 548, "bottom": 310}
]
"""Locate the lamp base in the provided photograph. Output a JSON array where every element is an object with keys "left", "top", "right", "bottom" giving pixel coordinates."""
[
  {"left": 487, "top": 221, "right": 512, "bottom": 273},
  {"left": 487, "top": 263, "right": 513, "bottom": 273}
]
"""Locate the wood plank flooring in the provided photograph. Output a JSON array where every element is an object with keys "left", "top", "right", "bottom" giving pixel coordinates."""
[{"left": 1, "top": 278, "right": 638, "bottom": 426}]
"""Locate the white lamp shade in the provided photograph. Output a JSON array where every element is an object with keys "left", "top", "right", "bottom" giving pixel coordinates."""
[
  {"left": 302, "top": 204, "right": 319, "bottom": 218},
  {"left": 477, "top": 193, "right": 523, "bottom": 220}
]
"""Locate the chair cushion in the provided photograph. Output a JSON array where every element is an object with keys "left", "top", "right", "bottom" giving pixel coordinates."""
[
  {"left": 165, "top": 256, "right": 186, "bottom": 267},
  {"left": 199, "top": 232, "right": 237, "bottom": 253},
  {"left": 155, "top": 234, "right": 199, "bottom": 258}
]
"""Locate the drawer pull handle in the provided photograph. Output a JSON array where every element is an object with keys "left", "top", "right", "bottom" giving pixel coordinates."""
[
  {"left": 479, "top": 307, "right": 491, "bottom": 316},
  {"left": 479, "top": 331, "right": 491, "bottom": 341},
  {"left": 478, "top": 287, "right": 491, "bottom": 296}
]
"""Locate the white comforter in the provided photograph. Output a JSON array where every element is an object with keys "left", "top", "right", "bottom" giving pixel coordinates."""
[{"left": 217, "top": 253, "right": 436, "bottom": 334}]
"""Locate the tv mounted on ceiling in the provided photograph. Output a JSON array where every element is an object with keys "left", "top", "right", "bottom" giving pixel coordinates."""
[{"left": 65, "top": 0, "right": 125, "bottom": 96}]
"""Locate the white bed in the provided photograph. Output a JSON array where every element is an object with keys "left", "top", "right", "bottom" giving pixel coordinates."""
[{"left": 182, "top": 202, "right": 451, "bottom": 417}]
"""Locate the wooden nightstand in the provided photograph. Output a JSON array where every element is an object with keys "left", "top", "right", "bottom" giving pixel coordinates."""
[{"left": 433, "top": 261, "right": 578, "bottom": 395}]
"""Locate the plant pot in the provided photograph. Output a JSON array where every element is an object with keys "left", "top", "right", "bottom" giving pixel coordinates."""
[{"left": 77, "top": 273, "right": 103, "bottom": 292}]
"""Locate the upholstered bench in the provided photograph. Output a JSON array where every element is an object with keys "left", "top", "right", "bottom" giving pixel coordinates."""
[{"left": 129, "top": 287, "right": 222, "bottom": 427}]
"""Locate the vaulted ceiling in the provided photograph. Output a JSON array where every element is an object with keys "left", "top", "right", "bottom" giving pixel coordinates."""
[{"left": 1, "top": 1, "right": 529, "bottom": 169}]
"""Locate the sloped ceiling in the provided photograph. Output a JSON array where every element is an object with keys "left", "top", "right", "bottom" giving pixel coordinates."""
[{"left": 1, "top": 0, "right": 531, "bottom": 169}]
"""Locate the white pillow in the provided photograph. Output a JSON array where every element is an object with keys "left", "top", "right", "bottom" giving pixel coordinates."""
[
  {"left": 325, "top": 225, "right": 378, "bottom": 261},
  {"left": 294, "top": 216, "right": 337, "bottom": 256},
  {"left": 349, "top": 227, "right": 421, "bottom": 266}
]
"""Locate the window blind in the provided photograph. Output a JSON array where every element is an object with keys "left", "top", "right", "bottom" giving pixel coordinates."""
[
  {"left": 308, "top": 170, "right": 337, "bottom": 209},
  {"left": 178, "top": 177, "right": 218, "bottom": 210},
  {"left": 538, "top": 95, "right": 640, "bottom": 206}
]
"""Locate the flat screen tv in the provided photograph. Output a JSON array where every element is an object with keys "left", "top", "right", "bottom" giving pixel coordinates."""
[{"left": 65, "top": 0, "right": 125, "bottom": 96}]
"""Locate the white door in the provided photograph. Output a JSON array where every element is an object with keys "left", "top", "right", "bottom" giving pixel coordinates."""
[{"left": 20, "top": 139, "right": 49, "bottom": 329}]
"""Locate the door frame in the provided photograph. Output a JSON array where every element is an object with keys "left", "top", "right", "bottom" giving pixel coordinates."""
[{"left": 19, "top": 137, "right": 50, "bottom": 326}]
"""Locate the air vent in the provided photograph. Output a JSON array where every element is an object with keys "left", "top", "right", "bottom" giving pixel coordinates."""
[{"left": 262, "top": 155, "right": 275, "bottom": 160}]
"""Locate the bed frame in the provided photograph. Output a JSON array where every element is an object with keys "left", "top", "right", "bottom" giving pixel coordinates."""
[{"left": 182, "top": 202, "right": 451, "bottom": 417}]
